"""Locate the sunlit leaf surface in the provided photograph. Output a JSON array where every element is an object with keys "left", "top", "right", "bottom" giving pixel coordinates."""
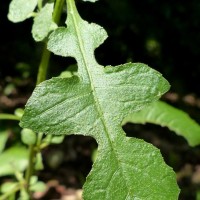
[
  {"left": 123, "top": 100, "right": 200, "bottom": 147},
  {"left": 20, "top": 0, "right": 179, "bottom": 199}
]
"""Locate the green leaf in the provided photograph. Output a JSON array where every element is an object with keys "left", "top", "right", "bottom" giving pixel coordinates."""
[
  {"left": 20, "top": 0, "right": 179, "bottom": 199},
  {"left": 32, "top": 3, "right": 57, "bottom": 42},
  {"left": 30, "top": 175, "right": 38, "bottom": 185},
  {"left": 35, "top": 152, "right": 44, "bottom": 170},
  {"left": 30, "top": 181, "right": 47, "bottom": 192},
  {"left": 30, "top": 176, "right": 47, "bottom": 192},
  {"left": 0, "top": 146, "right": 28, "bottom": 176},
  {"left": 123, "top": 100, "right": 200, "bottom": 147},
  {"left": 21, "top": 128, "right": 36, "bottom": 145},
  {"left": 84, "top": 136, "right": 179, "bottom": 200},
  {"left": 0, "top": 130, "right": 9, "bottom": 153},
  {"left": 8, "top": 0, "right": 37, "bottom": 22},
  {"left": 59, "top": 64, "right": 78, "bottom": 78},
  {"left": 1, "top": 182, "right": 18, "bottom": 194},
  {"left": 51, "top": 135, "right": 65, "bottom": 144},
  {"left": 19, "top": 188, "right": 29, "bottom": 200},
  {"left": 14, "top": 108, "right": 24, "bottom": 119}
]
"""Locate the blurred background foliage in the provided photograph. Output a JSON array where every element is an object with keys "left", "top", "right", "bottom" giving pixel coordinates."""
[
  {"left": 1, "top": 0, "right": 200, "bottom": 199},
  {"left": 1, "top": 0, "right": 200, "bottom": 96}
]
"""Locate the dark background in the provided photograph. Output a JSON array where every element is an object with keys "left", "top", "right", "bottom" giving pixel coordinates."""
[
  {"left": 1, "top": 0, "right": 200, "bottom": 95},
  {"left": 1, "top": 0, "right": 200, "bottom": 199}
]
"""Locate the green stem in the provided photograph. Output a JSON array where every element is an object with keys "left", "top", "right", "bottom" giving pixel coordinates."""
[
  {"left": 37, "top": 132, "right": 44, "bottom": 146},
  {"left": 25, "top": 144, "right": 35, "bottom": 194},
  {"left": 53, "top": 0, "right": 65, "bottom": 24},
  {"left": 0, "top": 114, "right": 20, "bottom": 121},
  {"left": 38, "top": 0, "right": 43, "bottom": 10},
  {"left": 36, "top": 43, "right": 51, "bottom": 85},
  {"left": 25, "top": 0, "right": 65, "bottom": 195},
  {"left": 36, "top": 0, "right": 64, "bottom": 85}
]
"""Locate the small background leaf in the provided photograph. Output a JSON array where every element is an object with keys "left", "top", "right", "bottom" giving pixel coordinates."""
[
  {"left": 32, "top": 3, "right": 57, "bottom": 42},
  {"left": 0, "top": 130, "right": 9, "bottom": 153},
  {"left": 8, "top": 0, "right": 37, "bottom": 22},
  {"left": 59, "top": 64, "right": 78, "bottom": 78},
  {"left": 35, "top": 152, "right": 44, "bottom": 170},
  {"left": 122, "top": 100, "right": 200, "bottom": 146},
  {"left": 14, "top": 108, "right": 24, "bottom": 119},
  {"left": 1, "top": 182, "right": 18, "bottom": 194},
  {"left": 30, "top": 181, "right": 47, "bottom": 192},
  {"left": 21, "top": 128, "right": 36, "bottom": 145},
  {"left": 50, "top": 135, "right": 65, "bottom": 144},
  {"left": 0, "top": 146, "right": 28, "bottom": 176}
]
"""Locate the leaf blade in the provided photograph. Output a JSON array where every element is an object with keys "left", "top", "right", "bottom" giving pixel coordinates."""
[
  {"left": 20, "top": 0, "right": 179, "bottom": 199},
  {"left": 8, "top": 0, "right": 37, "bottom": 22},
  {"left": 0, "top": 146, "right": 28, "bottom": 176},
  {"left": 84, "top": 135, "right": 179, "bottom": 200},
  {"left": 123, "top": 100, "right": 200, "bottom": 146}
]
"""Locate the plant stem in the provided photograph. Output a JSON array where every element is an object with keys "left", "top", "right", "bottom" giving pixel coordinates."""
[
  {"left": 25, "top": 144, "right": 35, "bottom": 194},
  {"left": 53, "top": 0, "right": 65, "bottom": 25},
  {"left": 0, "top": 114, "right": 20, "bottom": 121},
  {"left": 25, "top": 0, "right": 65, "bottom": 195},
  {"left": 36, "top": 0, "right": 64, "bottom": 85},
  {"left": 38, "top": 0, "right": 43, "bottom": 10},
  {"left": 36, "top": 43, "right": 51, "bottom": 85}
]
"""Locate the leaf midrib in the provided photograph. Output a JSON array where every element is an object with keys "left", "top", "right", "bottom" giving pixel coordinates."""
[{"left": 68, "top": 0, "right": 130, "bottom": 195}]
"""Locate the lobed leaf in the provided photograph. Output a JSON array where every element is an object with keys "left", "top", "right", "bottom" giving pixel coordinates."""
[
  {"left": 123, "top": 100, "right": 200, "bottom": 147},
  {"left": 20, "top": 0, "right": 180, "bottom": 199},
  {"left": 8, "top": 0, "right": 37, "bottom": 22}
]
